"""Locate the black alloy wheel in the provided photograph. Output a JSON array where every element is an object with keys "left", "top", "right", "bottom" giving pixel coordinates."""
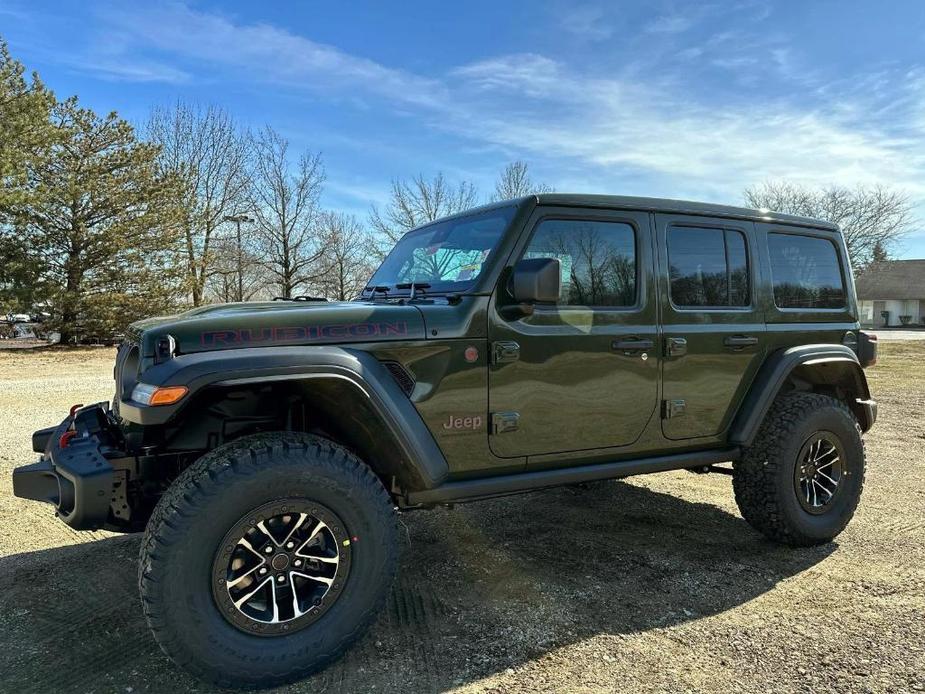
[{"left": 212, "top": 500, "right": 351, "bottom": 636}]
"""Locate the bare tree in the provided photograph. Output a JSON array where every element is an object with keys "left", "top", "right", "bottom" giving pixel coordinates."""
[
  {"left": 205, "top": 235, "right": 270, "bottom": 303},
  {"left": 249, "top": 127, "right": 326, "bottom": 298},
  {"left": 744, "top": 181, "right": 915, "bottom": 270},
  {"left": 491, "top": 160, "right": 553, "bottom": 202},
  {"left": 369, "top": 172, "right": 478, "bottom": 249},
  {"left": 146, "top": 101, "right": 251, "bottom": 306},
  {"left": 314, "top": 212, "right": 375, "bottom": 300}
]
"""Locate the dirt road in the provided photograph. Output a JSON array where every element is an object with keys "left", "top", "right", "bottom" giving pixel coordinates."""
[{"left": 1, "top": 345, "right": 923, "bottom": 693}]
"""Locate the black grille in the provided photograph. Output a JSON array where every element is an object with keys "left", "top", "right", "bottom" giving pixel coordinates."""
[{"left": 382, "top": 361, "right": 415, "bottom": 396}]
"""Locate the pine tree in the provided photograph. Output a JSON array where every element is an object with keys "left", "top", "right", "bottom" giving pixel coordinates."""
[
  {"left": 11, "top": 99, "right": 186, "bottom": 342},
  {"left": 0, "top": 39, "right": 56, "bottom": 215},
  {"left": 871, "top": 239, "right": 889, "bottom": 264},
  {"left": 0, "top": 39, "right": 57, "bottom": 313}
]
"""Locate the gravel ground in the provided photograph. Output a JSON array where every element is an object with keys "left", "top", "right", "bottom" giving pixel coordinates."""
[{"left": 0, "top": 344, "right": 923, "bottom": 694}]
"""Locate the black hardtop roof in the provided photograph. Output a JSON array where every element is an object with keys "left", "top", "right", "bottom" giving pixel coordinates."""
[
  {"left": 530, "top": 193, "right": 840, "bottom": 231},
  {"left": 403, "top": 194, "right": 839, "bottom": 234}
]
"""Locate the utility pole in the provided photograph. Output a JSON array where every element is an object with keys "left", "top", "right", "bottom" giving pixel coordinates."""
[{"left": 223, "top": 214, "right": 255, "bottom": 302}]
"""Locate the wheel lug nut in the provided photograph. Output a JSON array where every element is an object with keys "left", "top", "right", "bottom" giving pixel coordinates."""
[
  {"left": 293, "top": 559, "right": 302, "bottom": 567},
  {"left": 259, "top": 567, "right": 268, "bottom": 575},
  {"left": 264, "top": 546, "right": 273, "bottom": 554},
  {"left": 286, "top": 541, "right": 295, "bottom": 549},
  {"left": 277, "top": 575, "right": 286, "bottom": 583}
]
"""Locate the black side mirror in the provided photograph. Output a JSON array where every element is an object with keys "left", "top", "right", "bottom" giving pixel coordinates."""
[{"left": 512, "top": 257, "right": 561, "bottom": 304}]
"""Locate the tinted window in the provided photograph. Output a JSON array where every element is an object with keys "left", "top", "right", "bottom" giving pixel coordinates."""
[
  {"left": 669, "top": 227, "right": 749, "bottom": 307},
  {"left": 522, "top": 219, "right": 636, "bottom": 306},
  {"left": 768, "top": 233, "right": 845, "bottom": 309}
]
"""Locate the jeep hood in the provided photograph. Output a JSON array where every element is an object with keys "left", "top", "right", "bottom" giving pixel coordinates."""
[{"left": 130, "top": 301, "right": 424, "bottom": 358}]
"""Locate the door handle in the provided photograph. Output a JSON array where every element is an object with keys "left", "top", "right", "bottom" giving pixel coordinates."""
[
  {"left": 724, "top": 335, "right": 759, "bottom": 349},
  {"left": 666, "top": 336, "right": 687, "bottom": 358},
  {"left": 612, "top": 338, "right": 654, "bottom": 352}
]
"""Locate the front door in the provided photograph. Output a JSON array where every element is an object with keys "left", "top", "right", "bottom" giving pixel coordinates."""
[
  {"left": 655, "top": 214, "right": 766, "bottom": 440},
  {"left": 488, "top": 208, "right": 659, "bottom": 458}
]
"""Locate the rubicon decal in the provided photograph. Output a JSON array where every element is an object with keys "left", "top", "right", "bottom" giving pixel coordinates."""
[{"left": 201, "top": 321, "right": 408, "bottom": 346}]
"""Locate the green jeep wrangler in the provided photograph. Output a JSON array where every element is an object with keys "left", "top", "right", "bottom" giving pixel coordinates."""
[{"left": 14, "top": 194, "right": 877, "bottom": 688}]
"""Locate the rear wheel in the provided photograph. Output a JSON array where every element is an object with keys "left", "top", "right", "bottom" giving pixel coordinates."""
[
  {"left": 733, "top": 393, "right": 865, "bottom": 546},
  {"left": 139, "top": 432, "right": 398, "bottom": 689}
]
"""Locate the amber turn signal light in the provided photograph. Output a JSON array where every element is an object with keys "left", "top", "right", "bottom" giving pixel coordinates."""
[{"left": 148, "top": 386, "right": 188, "bottom": 406}]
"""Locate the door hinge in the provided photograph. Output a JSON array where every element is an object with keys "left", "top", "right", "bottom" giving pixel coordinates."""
[
  {"left": 490, "top": 411, "right": 520, "bottom": 434},
  {"left": 662, "top": 399, "right": 686, "bottom": 419},
  {"left": 492, "top": 341, "right": 520, "bottom": 364}
]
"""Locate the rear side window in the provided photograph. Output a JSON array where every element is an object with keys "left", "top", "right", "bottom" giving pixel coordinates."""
[
  {"left": 668, "top": 226, "right": 749, "bottom": 307},
  {"left": 522, "top": 219, "right": 637, "bottom": 307},
  {"left": 768, "top": 233, "right": 846, "bottom": 309}
]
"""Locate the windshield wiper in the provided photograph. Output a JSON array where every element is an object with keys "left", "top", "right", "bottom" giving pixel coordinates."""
[
  {"left": 395, "top": 282, "right": 431, "bottom": 299},
  {"left": 272, "top": 295, "right": 328, "bottom": 302},
  {"left": 364, "top": 285, "right": 392, "bottom": 299}
]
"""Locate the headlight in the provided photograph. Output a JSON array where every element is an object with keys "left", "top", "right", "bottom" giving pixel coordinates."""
[{"left": 131, "top": 382, "right": 188, "bottom": 406}]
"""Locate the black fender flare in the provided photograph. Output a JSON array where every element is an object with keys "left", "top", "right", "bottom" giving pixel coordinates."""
[
  {"left": 118, "top": 346, "right": 449, "bottom": 490},
  {"left": 729, "top": 344, "right": 875, "bottom": 447}
]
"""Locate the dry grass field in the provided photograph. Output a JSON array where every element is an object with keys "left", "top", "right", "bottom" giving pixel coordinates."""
[{"left": 0, "top": 344, "right": 923, "bottom": 693}]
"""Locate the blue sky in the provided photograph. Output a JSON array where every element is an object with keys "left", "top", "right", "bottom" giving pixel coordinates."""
[{"left": 3, "top": 0, "right": 925, "bottom": 255}]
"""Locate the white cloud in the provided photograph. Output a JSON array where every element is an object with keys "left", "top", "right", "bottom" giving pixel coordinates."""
[
  {"left": 645, "top": 14, "right": 695, "bottom": 34},
  {"left": 560, "top": 5, "right": 613, "bottom": 41},
  {"left": 442, "top": 53, "right": 925, "bottom": 201},
  {"left": 69, "top": 59, "right": 192, "bottom": 84},
  {"left": 711, "top": 55, "right": 759, "bottom": 70},
  {"left": 74, "top": 3, "right": 925, "bottom": 205},
  {"left": 452, "top": 54, "right": 566, "bottom": 98},
  {"left": 95, "top": 2, "right": 446, "bottom": 107}
]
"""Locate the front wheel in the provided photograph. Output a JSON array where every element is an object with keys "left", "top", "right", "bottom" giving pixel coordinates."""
[
  {"left": 139, "top": 432, "right": 398, "bottom": 689},
  {"left": 733, "top": 393, "right": 866, "bottom": 547}
]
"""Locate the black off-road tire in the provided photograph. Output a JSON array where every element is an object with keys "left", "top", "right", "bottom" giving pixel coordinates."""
[
  {"left": 733, "top": 393, "right": 866, "bottom": 547},
  {"left": 138, "top": 432, "right": 398, "bottom": 689}
]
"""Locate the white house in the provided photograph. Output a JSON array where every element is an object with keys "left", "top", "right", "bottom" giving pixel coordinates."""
[{"left": 855, "top": 259, "right": 925, "bottom": 327}]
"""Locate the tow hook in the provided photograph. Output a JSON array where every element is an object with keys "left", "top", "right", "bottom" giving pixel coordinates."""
[
  {"left": 59, "top": 430, "right": 78, "bottom": 449},
  {"left": 59, "top": 403, "right": 85, "bottom": 448}
]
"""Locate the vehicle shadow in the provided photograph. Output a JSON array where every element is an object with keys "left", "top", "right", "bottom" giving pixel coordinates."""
[{"left": 0, "top": 480, "right": 834, "bottom": 693}]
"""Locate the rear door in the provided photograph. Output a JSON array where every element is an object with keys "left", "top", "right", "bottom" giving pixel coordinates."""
[
  {"left": 655, "top": 214, "right": 766, "bottom": 440},
  {"left": 488, "top": 207, "right": 659, "bottom": 458}
]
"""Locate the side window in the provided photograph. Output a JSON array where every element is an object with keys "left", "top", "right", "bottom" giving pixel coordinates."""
[
  {"left": 668, "top": 226, "right": 749, "bottom": 307},
  {"left": 522, "top": 219, "right": 637, "bottom": 307},
  {"left": 768, "top": 233, "right": 846, "bottom": 309}
]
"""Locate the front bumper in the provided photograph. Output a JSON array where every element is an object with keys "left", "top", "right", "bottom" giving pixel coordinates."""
[{"left": 12, "top": 403, "right": 118, "bottom": 530}]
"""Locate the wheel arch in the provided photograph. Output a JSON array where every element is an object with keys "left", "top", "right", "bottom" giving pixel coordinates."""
[
  {"left": 122, "top": 346, "right": 449, "bottom": 493},
  {"left": 730, "top": 344, "right": 875, "bottom": 447}
]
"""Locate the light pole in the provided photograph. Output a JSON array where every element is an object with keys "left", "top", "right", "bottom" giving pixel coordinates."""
[{"left": 223, "top": 214, "right": 254, "bottom": 302}]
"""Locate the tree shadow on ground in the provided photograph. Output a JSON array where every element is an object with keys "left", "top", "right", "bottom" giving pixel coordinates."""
[{"left": 0, "top": 480, "right": 834, "bottom": 693}]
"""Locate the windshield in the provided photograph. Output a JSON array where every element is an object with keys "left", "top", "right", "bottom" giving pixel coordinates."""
[{"left": 364, "top": 206, "right": 516, "bottom": 296}]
